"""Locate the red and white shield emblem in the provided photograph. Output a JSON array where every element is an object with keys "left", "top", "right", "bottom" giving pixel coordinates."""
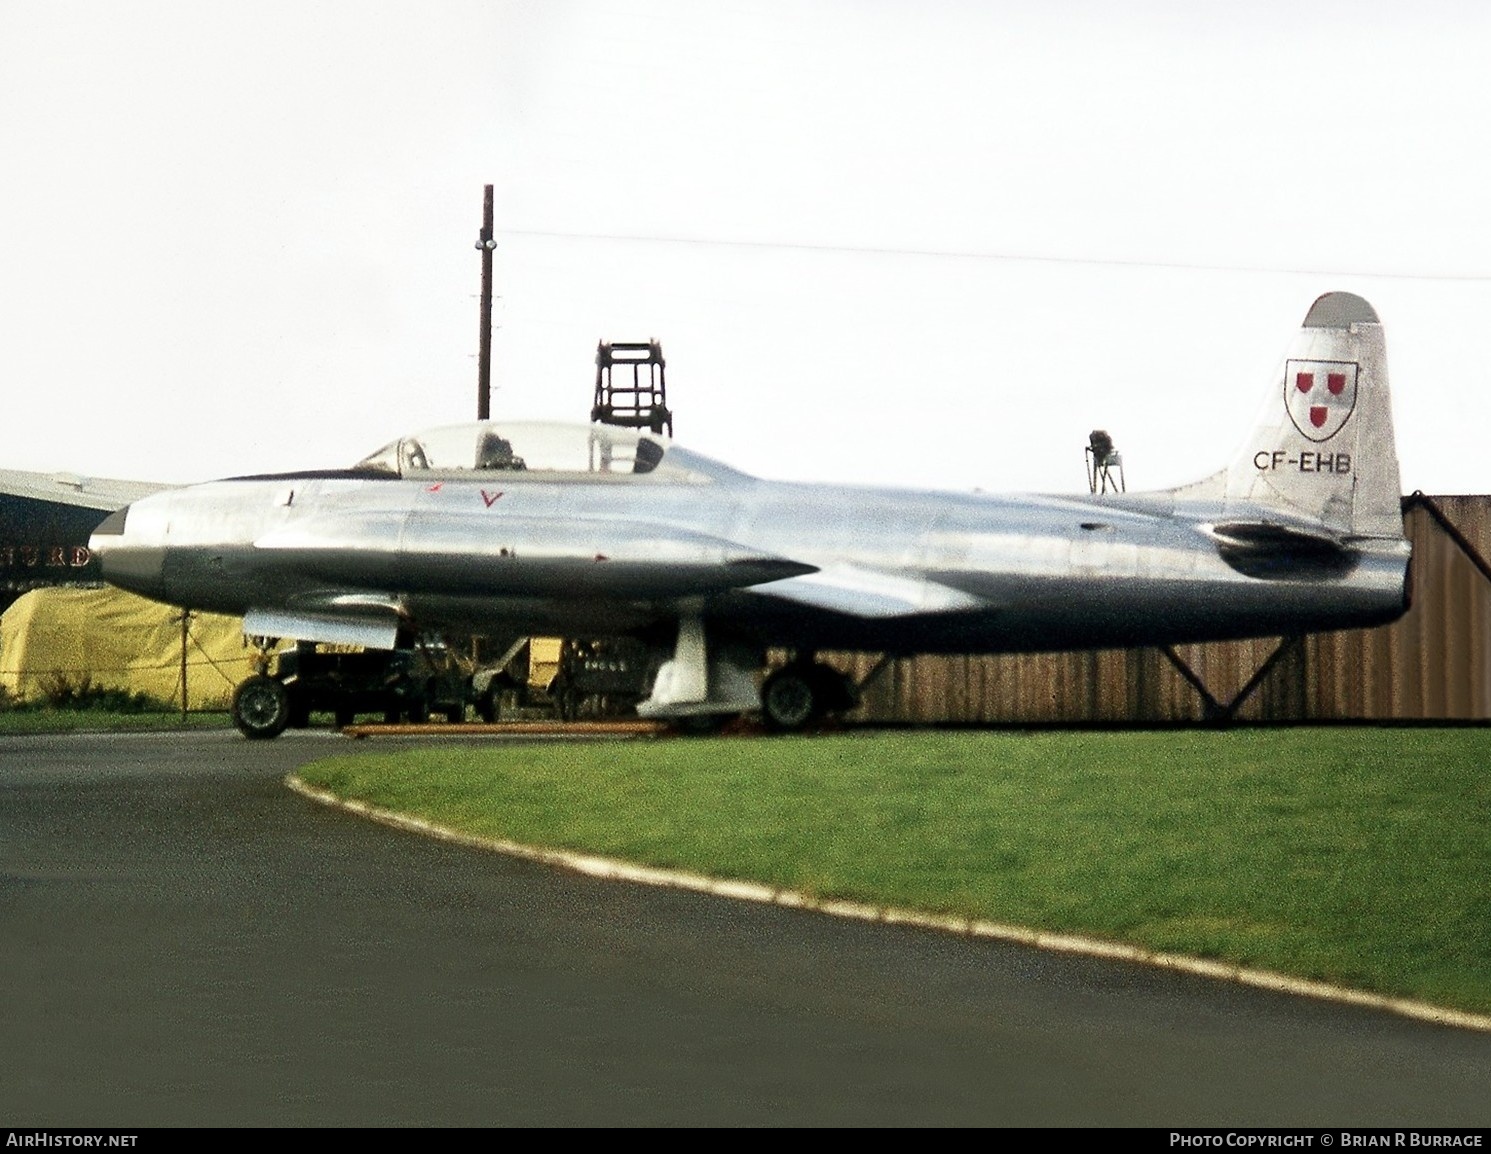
[{"left": 1284, "top": 359, "right": 1358, "bottom": 442}]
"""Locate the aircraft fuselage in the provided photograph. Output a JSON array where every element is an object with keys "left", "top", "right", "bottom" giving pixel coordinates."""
[
  {"left": 87, "top": 293, "right": 1415, "bottom": 734},
  {"left": 93, "top": 458, "right": 1409, "bottom": 656}
]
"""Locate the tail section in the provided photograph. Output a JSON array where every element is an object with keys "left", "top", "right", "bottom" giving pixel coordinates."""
[
  {"left": 1171, "top": 292, "right": 1403, "bottom": 541},
  {"left": 1220, "top": 291, "right": 1403, "bottom": 539}
]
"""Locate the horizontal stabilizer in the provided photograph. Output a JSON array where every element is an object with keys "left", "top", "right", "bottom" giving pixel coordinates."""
[{"left": 1206, "top": 520, "right": 1357, "bottom": 580}]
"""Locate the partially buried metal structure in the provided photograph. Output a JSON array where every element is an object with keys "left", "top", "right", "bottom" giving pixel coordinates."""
[{"left": 831, "top": 494, "right": 1491, "bottom": 724}]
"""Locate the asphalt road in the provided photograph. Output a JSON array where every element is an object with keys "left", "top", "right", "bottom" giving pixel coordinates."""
[{"left": 1, "top": 729, "right": 1487, "bottom": 1127}]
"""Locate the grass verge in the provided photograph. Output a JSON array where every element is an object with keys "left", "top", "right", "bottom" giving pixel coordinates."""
[
  {"left": 298, "top": 728, "right": 1491, "bottom": 1014},
  {"left": 0, "top": 709, "right": 233, "bottom": 735}
]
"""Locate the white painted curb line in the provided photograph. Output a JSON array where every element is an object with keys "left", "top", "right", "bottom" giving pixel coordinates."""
[{"left": 286, "top": 774, "right": 1491, "bottom": 1034}]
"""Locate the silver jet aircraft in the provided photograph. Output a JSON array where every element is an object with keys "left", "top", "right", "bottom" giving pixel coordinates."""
[{"left": 91, "top": 291, "right": 1410, "bottom": 736}]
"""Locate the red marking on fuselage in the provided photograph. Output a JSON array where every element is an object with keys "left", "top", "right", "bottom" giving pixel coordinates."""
[
  {"left": 1310, "top": 406, "right": 1328, "bottom": 428},
  {"left": 481, "top": 490, "right": 504, "bottom": 507},
  {"left": 1296, "top": 371, "right": 1314, "bottom": 393},
  {"left": 1327, "top": 372, "right": 1346, "bottom": 395},
  {"left": 426, "top": 483, "right": 443, "bottom": 493}
]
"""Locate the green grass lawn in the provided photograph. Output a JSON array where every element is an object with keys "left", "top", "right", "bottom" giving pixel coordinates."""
[
  {"left": 0, "top": 708, "right": 233, "bottom": 734},
  {"left": 300, "top": 728, "right": 1491, "bottom": 1014}
]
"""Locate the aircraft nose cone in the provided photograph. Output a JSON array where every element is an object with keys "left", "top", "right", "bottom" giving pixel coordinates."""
[{"left": 89, "top": 504, "right": 166, "bottom": 595}]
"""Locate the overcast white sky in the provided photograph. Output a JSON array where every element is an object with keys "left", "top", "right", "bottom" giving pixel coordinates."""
[{"left": 4, "top": 0, "right": 1491, "bottom": 494}]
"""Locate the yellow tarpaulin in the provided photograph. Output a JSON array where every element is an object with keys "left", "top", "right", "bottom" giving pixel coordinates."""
[
  {"left": 529, "top": 636, "right": 562, "bottom": 690},
  {"left": 0, "top": 587, "right": 265, "bottom": 709}
]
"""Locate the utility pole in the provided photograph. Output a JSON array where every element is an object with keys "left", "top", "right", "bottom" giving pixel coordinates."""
[
  {"left": 177, "top": 609, "right": 191, "bottom": 722},
  {"left": 476, "top": 184, "right": 495, "bottom": 420}
]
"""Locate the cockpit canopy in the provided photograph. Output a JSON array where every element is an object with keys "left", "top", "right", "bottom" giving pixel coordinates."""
[{"left": 354, "top": 422, "right": 669, "bottom": 478}]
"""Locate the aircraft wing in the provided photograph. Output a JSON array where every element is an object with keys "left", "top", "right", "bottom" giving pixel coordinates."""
[
  {"left": 243, "top": 604, "right": 402, "bottom": 650},
  {"left": 751, "top": 564, "right": 987, "bottom": 619}
]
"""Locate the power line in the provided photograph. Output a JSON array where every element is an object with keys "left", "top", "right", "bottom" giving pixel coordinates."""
[{"left": 504, "top": 228, "right": 1491, "bottom": 284}]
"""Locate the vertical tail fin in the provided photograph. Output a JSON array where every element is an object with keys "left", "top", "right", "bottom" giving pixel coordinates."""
[{"left": 1205, "top": 291, "right": 1403, "bottom": 539}]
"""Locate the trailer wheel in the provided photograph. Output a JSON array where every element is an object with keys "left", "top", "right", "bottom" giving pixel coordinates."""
[{"left": 232, "top": 675, "right": 291, "bottom": 740}]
